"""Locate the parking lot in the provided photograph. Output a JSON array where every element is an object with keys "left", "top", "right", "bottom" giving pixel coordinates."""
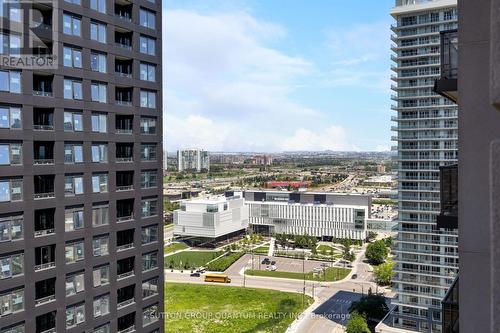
[{"left": 234, "top": 253, "right": 336, "bottom": 274}]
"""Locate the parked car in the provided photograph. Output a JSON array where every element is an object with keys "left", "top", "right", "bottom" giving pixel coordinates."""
[
  {"left": 190, "top": 272, "right": 201, "bottom": 277},
  {"left": 261, "top": 258, "right": 271, "bottom": 264},
  {"left": 271, "top": 265, "right": 277, "bottom": 271},
  {"left": 270, "top": 261, "right": 276, "bottom": 265},
  {"left": 351, "top": 274, "right": 358, "bottom": 279}
]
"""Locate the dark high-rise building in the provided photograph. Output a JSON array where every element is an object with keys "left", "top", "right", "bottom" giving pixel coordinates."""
[{"left": 0, "top": 0, "right": 164, "bottom": 332}]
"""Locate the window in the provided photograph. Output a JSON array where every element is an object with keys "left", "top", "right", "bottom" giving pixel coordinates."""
[
  {"left": 0, "top": 33, "right": 21, "bottom": 55},
  {"left": 93, "top": 265, "right": 109, "bottom": 287},
  {"left": 140, "top": 8, "right": 155, "bottom": 29},
  {"left": 65, "top": 241, "right": 84, "bottom": 263},
  {"left": 140, "top": 90, "right": 156, "bottom": 108},
  {"left": 0, "top": 253, "right": 23, "bottom": 279},
  {"left": 93, "top": 235, "right": 109, "bottom": 256},
  {"left": 140, "top": 35, "right": 155, "bottom": 55},
  {"left": 141, "top": 199, "right": 158, "bottom": 218},
  {"left": 64, "top": 0, "right": 81, "bottom": 4},
  {"left": 0, "top": 0, "right": 21, "bottom": 22},
  {"left": 141, "top": 170, "right": 157, "bottom": 189},
  {"left": 141, "top": 144, "right": 157, "bottom": 161},
  {"left": 140, "top": 62, "right": 156, "bottom": 82},
  {"left": 91, "top": 82, "right": 107, "bottom": 103},
  {"left": 142, "top": 251, "right": 158, "bottom": 272},
  {"left": 93, "top": 294, "right": 110, "bottom": 317},
  {"left": 93, "top": 323, "right": 111, "bottom": 333},
  {"left": 0, "top": 323, "right": 24, "bottom": 333},
  {"left": 91, "top": 113, "right": 107, "bottom": 133},
  {"left": 64, "top": 111, "right": 83, "bottom": 131},
  {"left": 90, "top": 0, "right": 106, "bottom": 13},
  {"left": 142, "top": 225, "right": 158, "bottom": 244},
  {"left": 63, "top": 46, "right": 82, "bottom": 68},
  {"left": 90, "top": 21, "right": 106, "bottom": 43},
  {"left": 64, "top": 143, "right": 83, "bottom": 163},
  {"left": 0, "top": 107, "right": 21, "bottom": 129},
  {"left": 0, "top": 143, "right": 22, "bottom": 165},
  {"left": 63, "top": 14, "right": 81, "bottom": 36},
  {"left": 63, "top": 79, "right": 83, "bottom": 100},
  {"left": 0, "top": 179, "right": 22, "bottom": 202},
  {"left": 65, "top": 207, "right": 84, "bottom": 231},
  {"left": 140, "top": 117, "right": 156, "bottom": 134},
  {"left": 0, "top": 216, "right": 23, "bottom": 242},
  {"left": 92, "top": 173, "right": 108, "bottom": 193},
  {"left": 92, "top": 204, "right": 109, "bottom": 226},
  {"left": 143, "top": 304, "right": 159, "bottom": 326},
  {"left": 66, "top": 272, "right": 85, "bottom": 296},
  {"left": 65, "top": 175, "right": 84, "bottom": 196},
  {"left": 91, "top": 52, "right": 107, "bottom": 73},
  {"left": 91, "top": 143, "right": 108, "bottom": 163},
  {"left": 66, "top": 302, "right": 85, "bottom": 328},
  {"left": 142, "top": 277, "right": 159, "bottom": 298},
  {"left": 0, "top": 289, "right": 24, "bottom": 316},
  {"left": 0, "top": 71, "right": 21, "bottom": 93}
]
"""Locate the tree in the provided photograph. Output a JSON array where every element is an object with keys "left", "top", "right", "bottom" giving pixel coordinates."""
[
  {"left": 345, "top": 312, "right": 370, "bottom": 333},
  {"left": 365, "top": 240, "right": 389, "bottom": 265},
  {"left": 349, "top": 293, "right": 389, "bottom": 321},
  {"left": 367, "top": 231, "right": 377, "bottom": 242},
  {"left": 383, "top": 237, "right": 393, "bottom": 248},
  {"left": 374, "top": 259, "right": 395, "bottom": 286}
]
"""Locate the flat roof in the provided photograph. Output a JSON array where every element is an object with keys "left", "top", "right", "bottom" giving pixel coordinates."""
[{"left": 245, "top": 189, "right": 371, "bottom": 198}]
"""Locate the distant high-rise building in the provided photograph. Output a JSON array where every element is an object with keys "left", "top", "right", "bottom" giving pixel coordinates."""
[
  {"left": 177, "top": 148, "right": 210, "bottom": 172},
  {"left": 0, "top": 0, "right": 164, "bottom": 332},
  {"left": 250, "top": 155, "right": 273, "bottom": 166},
  {"left": 380, "top": 1, "right": 459, "bottom": 332}
]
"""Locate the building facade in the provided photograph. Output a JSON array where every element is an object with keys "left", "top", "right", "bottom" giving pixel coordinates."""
[
  {"left": 0, "top": 0, "right": 164, "bottom": 332},
  {"left": 387, "top": 0, "right": 459, "bottom": 332},
  {"left": 173, "top": 195, "right": 248, "bottom": 243},
  {"left": 244, "top": 190, "right": 370, "bottom": 240},
  {"left": 177, "top": 148, "right": 209, "bottom": 172}
]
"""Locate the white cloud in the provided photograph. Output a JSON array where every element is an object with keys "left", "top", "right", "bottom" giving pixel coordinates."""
[{"left": 280, "top": 126, "right": 359, "bottom": 152}]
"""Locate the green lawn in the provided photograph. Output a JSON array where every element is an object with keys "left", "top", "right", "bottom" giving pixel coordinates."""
[
  {"left": 165, "top": 251, "right": 223, "bottom": 269},
  {"left": 165, "top": 283, "right": 313, "bottom": 333},
  {"left": 317, "top": 244, "right": 334, "bottom": 253},
  {"left": 253, "top": 245, "right": 270, "bottom": 254},
  {"left": 245, "top": 267, "right": 351, "bottom": 282},
  {"left": 164, "top": 242, "right": 189, "bottom": 255}
]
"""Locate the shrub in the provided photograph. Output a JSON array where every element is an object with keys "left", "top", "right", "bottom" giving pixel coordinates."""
[
  {"left": 345, "top": 312, "right": 370, "bottom": 333},
  {"left": 207, "top": 252, "right": 244, "bottom": 271}
]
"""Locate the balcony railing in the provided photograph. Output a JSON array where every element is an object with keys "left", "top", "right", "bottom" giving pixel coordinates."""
[
  {"left": 33, "top": 90, "right": 53, "bottom": 97},
  {"left": 35, "top": 294, "right": 56, "bottom": 306},
  {"left": 116, "top": 100, "right": 132, "bottom": 106},
  {"left": 39, "top": 328, "right": 56, "bottom": 333},
  {"left": 116, "top": 129, "right": 133, "bottom": 134},
  {"left": 117, "top": 243, "right": 134, "bottom": 251},
  {"left": 116, "top": 157, "right": 133, "bottom": 163},
  {"left": 33, "top": 125, "right": 54, "bottom": 131},
  {"left": 34, "top": 228, "right": 55, "bottom": 237},
  {"left": 117, "top": 271, "right": 134, "bottom": 280},
  {"left": 35, "top": 262, "right": 55, "bottom": 271},
  {"left": 117, "top": 215, "right": 133, "bottom": 222},
  {"left": 117, "top": 298, "right": 134, "bottom": 309},
  {"left": 116, "top": 43, "right": 132, "bottom": 50},
  {"left": 117, "top": 185, "right": 133, "bottom": 191},
  {"left": 440, "top": 30, "right": 458, "bottom": 80},
  {"left": 34, "top": 192, "right": 55, "bottom": 199},
  {"left": 118, "top": 326, "right": 135, "bottom": 333},
  {"left": 34, "top": 159, "right": 54, "bottom": 165},
  {"left": 116, "top": 72, "right": 132, "bottom": 78}
]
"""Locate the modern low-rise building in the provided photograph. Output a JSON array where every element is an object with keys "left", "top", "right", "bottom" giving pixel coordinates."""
[
  {"left": 244, "top": 190, "right": 371, "bottom": 240},
  {"left": 177, "top": 148, "right": 209, "bottom": 172},
  {"left": 173, "top": 195, "right": 249, "bottom": 246}
]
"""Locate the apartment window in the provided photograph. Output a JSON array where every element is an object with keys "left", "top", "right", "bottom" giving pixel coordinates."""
[
  {"left": 65, "top": 240, "right": 84, "bottom": 263},
  {"left": 65, "top": 207, "right": 84, "bottom": 231},
  {"left": 0, "top": 215, "right": 23, "bottom": 242},
  {"left": 63, "top": 14, "right": 81, "bottom": 36},
  {"left": 64, "top": 0, "right": 81, "bottom": 4},
  {"left": 0, "top": 107, "right": 21, "bottom": 129},
  {"left": 0, "top": 323, "right": 24, "bottom": 333},
  {"left": 93, "top": 294, "right": 110, "bottom": 317},
  {"left": 92, "top": 204, "right": 109, "bottom": 226},
  {"left": 0, "top": 0, "right": 21, "bottom": 22},
  {"left": 90, "top": 21, "right": 106, "bottom": 43},
  {"left": 63, "top": 46, "right": 82, "bottom": 68},
  {"left": 63, "top": 79, "right": 83, "bottom": 100},
  {"left": 140, "top": 62, "right": 156, "bottom": 82},
  {"left": 91, "top": 52, "right": 106, "bottom": 73},
  {"left": 92, "top": 173, "right": 108, "bottom": 193},
  {"left": 66, "top": 272, "right": 84, "bottom": 296},
  {"left": 0, "top": 143, "right": 22, "bottom": 165},
  {"left": 90, "top": 0, "right": 106, "bottom": 13},
  {"left": 142, "top": 225, "right": 158, "bottom": 244},
  {"left": 36, "top": 311, "right": 56, "bottom": 333},
  {"left": 142, "top": 251, "right": 158, "bottom": 272},
  {"left": 141, "top": 170, "right": 157, "bottom": 189},
  {"left": 140, "top": 90, "right": 156, "bottom": 108},
  {"left": 91, "top": 143, "right": 108, "bottom": 163},
  {"left": 65, "top": 174, "right": 84, "bottom": 196},
  {"left": 91, "top": 113, "right": 107, "bottom": 133},
  {"left": 0, "top": 179, "right": 22, "bottom": 202},
  {"left": 140, "top": 117, "right": 156, "bottom": 134},
  {"left": 143, "top": 304, "right": 159, "bottom": 326},
  {"left": 66, "top": 302, "right": 85, "bottom": 328},
  {"left": 141, "top": 198, "right": 158, "bottom": 218},
  {"left": 140, "top": 35, "right": 155, "bottom": 55},
  {"left": 0, "top": 33, "right": 21, "bottom": 55},
  {"left": 0, "top": 253, "right": 23, "bottom": 279},
  {"left": 139, "top": 8, "right": 155, "bottom": 29},
  {"left": 117, "top": 229, "right": 134, "bottom": 250},
  {"left": 141, "top": 143, "right": 157, "bottom": 161},
  {"left": 35, "top": 278, "right": 56, "bottom": 305},
  {"left": 93, "top": 235, "right": 109, "bottom": 256},
  {"left": 64, "top": 143, "right": 83, "bottom": 163},
  {"left": 35, "top": 244, "right": 55, "bottom": 270},
  {"left": 0, "top": 289, "right": 24, "bottom": 317},
  {"left": 64, "top": 111, "right": 83, "bottom": 131},
  {"left": 142, "top": 277, "right": 159, "bottom": 298},
  {"left": 0, "top": 71, "right": 20, "bottom": 93},
  {"left": 93, "top": 323, "right": 111, "bottom": 333},
  {"left": 91, "top": 82, "right": 107, "bottom": 103},
  {"left": 93, "top": 265, "right": 109, "bottom": 287}
]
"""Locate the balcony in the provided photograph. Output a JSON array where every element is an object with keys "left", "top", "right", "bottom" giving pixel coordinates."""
[
  {"left": 117, "top": 229, "right": 134, "bottom": 251},
  {"left": 115, "top": 29, "right": 133, "bottom": 50},
  {"left": 36, "top": 311, "right": 56, "bottom": 333},
  {"left": 35, "top": 245, "right": 56, "bottom": 271},
  {"left": 34, "top": 141, "right": 54, "bottom": 165},
  {"left": 437, "top": 164, "right": 458, "bottom": 229},
  {"left": 117, "top": 285, "right": 135, "bottom": 309},
  {"left": 115, "top": 57, "right": 133, "bottom": 78},
  {"left": 116, "top": 87, "right": 133, "bottom": 106},
  {"left": 35, "top": 278, "right": 56, "bottom": 306},
  {"left": 34, "top": 175, "right": 55, "bottom": 199},
  {"left": 116, "top": 143, "right": 134, "bottom": 162},
  {"left": 117, "top": 198, "right": 134, "bottom": 222},
  {"left": 117, "top": 313, "right": 135, "bottom": 333},
  {"left": 117, "top": 170, "right": 134, "bottom": 191},
  {"left": 442, "top": 275, "right": 459, "bottom": 333},
  {"left": 117, "top": 257, "right": 135, "bottom": 279},
  {"left": 33, "top": 74, "right": 53, "bottom": 97},
  {"left": 34, "top": 208, "right": 55, "bottom": 237},
  {"left": 434, "top": 30, "right": 458, "bottom": 103},
  {"left": 115, "top": 0, "right": 132, "bottom": 22},
  {"left": 33, "top": 108, "right": 54, "bottom": 131},
  {"left": 116, "top": 115, "right": 133, "bottom": 134}
]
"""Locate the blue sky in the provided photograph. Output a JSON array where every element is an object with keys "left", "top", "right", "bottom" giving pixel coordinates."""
[{"left": 162, "top": 0, "right": 395, "bottom": 152}]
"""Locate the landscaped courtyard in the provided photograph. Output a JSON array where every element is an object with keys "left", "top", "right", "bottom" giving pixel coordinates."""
[{"left": 165, "top": 251, "right": 223, "bottom": 270}]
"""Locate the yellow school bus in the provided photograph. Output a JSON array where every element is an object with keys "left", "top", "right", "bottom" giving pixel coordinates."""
[{"left": 204, "top": 273, "right": 231, "bottom": 283}]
